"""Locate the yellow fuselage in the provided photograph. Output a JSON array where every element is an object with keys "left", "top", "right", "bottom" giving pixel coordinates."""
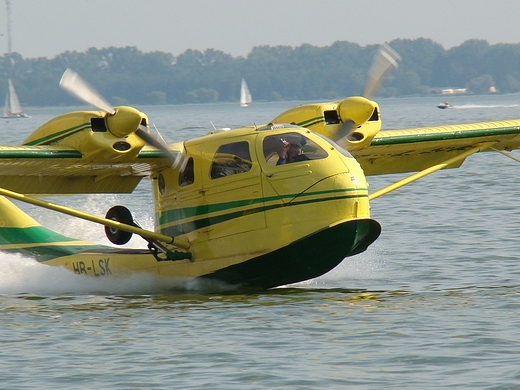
[
  {"left": 1, "top": 123, "right": 380, "bottom": 288},
  {"left": 149, "top": 125, "right": 378, "bottom": 284}
]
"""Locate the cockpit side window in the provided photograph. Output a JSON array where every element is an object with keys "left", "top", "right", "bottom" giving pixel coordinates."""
[
  {"left": 210, "top": 141, "right": 252, "bottom": 179},
  {"left": 179, "top": 157, "right": 195, "bottom": 187},
  {"left": 262, "top": 132, "right": 329, "bottom": 166}
]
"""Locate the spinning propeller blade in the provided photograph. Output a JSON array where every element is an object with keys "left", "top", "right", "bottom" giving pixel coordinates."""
[
  {"left": 135, "top": 124, "right": 179, "bottom": 165},
  {"left": 59, "top": 68, "right": 176, "bottom": 162},
  {"left": 335, "top": 119, "right": 356, "bottom": 141},
  {"left": 363, "top": 43, "right": 401, "bottom": 99},
  {"left": 335, "top": 44, "right": 401, "bottom": 142},
  {"left": 60, "top": 69, "right": 115, "bottom": 115}
]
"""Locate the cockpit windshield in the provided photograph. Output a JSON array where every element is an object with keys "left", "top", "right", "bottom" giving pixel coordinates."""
[
  {"left": 262, "top": 132, "right": 329, "bottom": 166},
  {"left": 312, "top": 132, "right": 355, "bottom": 159}
]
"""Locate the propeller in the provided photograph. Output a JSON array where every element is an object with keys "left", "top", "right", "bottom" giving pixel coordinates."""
[
  {"left": 335, "top": 44, "right": 401, "bottom": 141},
  {"left": 59, "top": 68, "right": 177, "bottom": 162},
  {"left": 136, "top": 123, "right": 183, "bottom": 167},
  {"left": 363, "top": 43, "right": 401, "bottom": 99},
  {"left": 60, "top": 68, "right": 115, "bottom": 114}
]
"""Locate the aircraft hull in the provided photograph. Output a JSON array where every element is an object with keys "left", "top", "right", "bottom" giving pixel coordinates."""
[
  {"left": 0, "top": 194, "right": 380, "bottom": 289},
  {"left": 201, "top": 218, "right": 380, "bottom": 288},
  {"left": 2, "top": 218, "right": 379, "bottom": 289}
]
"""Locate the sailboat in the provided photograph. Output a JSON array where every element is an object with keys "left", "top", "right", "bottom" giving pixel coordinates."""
[
  {"left": 2, "top": 78, "right": 30, "bottom": 118},
  {"left": 240, "top": 78, "right": 252, "bottom": 107}
]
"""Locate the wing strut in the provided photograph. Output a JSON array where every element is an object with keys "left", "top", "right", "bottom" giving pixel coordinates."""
[
  {"left": 369, "top": 142, "right": 496, "bottom": 201},
  {"left": 0, "top": 187, "right": 190, "bottom": 250},
  {"left": 490, "top": 147, "right": 520, "bottom": 164}
]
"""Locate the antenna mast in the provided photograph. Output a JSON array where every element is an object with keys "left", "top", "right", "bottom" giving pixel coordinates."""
[{"left": 5, "top": 0, "right": 12, "bottom": 54}]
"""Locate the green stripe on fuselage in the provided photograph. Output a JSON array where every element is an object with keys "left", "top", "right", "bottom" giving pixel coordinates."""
[
  {"left": 0, "top": 244, "right": 110, "bottom": 262},
  {"left": 158, "top": 188, "right": 367, "bottom": 236},
  {"left": 0, "top": 226, "right": 108, "bottom": 262},
  {"left": 0, "top": 226, "right": 77, "bottom": 245}
]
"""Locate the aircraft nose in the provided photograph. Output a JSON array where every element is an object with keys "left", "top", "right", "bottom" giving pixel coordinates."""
[{"left": 333, "top": 172, "right": 371, "bottom": 219}]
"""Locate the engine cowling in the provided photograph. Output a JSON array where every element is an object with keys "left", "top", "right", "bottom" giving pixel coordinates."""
[
  {"left": 22, "top": 107, "right": 148, "bottom": 162},
  {"left": 270, "top": 96, "right": 382, "bottom": 151},
  {"left": 336, "top": 97, "right": 381, "bottom": 151}
]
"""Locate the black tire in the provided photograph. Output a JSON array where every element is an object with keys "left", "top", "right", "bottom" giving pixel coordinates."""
[{"left": 105, "top": 205, "right": 134, "bottom": 245}]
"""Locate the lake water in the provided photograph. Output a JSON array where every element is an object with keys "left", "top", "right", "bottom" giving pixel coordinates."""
[{"left": 2, "top": 94, "right": 520, "bottom": 389}]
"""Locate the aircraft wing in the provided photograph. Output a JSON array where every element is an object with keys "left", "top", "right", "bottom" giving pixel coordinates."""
[
  {"left": 352, "top": 119, "right": 520, "bottom": 176},
  {"left": 0, "top": 145, "right": 171, "bottom": 194}
]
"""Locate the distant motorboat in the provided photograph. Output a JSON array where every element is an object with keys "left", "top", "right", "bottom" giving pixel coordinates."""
[
  {"left": 437, "top": 101, "right": 450, "bottom": 109},
  {"left": 240, "top": 79, "right": 252, "bottom": 107},
  {"left": 2, "top": 78, "right": 30, "bottom": 118}
]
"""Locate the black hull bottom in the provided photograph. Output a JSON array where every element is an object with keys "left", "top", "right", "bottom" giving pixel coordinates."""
[{"left": 202, "top": 219, "right": 381, "bottom": 289}]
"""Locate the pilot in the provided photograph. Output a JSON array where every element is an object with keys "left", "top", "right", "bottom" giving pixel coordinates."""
[
  {"left": 277, "top": 142, "right": 308, "bottom": 164},
  {"left": 287, "top": 143, "right": 304, "bottom": 162}
]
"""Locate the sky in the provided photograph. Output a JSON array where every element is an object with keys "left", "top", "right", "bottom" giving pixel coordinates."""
[{"left": 1, "top": 0, "right": 520, "bottom": 59}]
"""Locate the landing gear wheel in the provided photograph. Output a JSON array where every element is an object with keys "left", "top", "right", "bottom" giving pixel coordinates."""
[{"left": 105, "top": 205, "right": 134, "bottom": 245}]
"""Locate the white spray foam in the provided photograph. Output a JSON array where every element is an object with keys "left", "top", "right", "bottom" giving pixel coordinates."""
[{"left": 0, "top": 252, "right": 235, "bottom": 295}]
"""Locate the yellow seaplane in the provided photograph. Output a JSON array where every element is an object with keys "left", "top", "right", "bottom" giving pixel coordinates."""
[{"left": 1, "top": 46, "right": 520, "bottom": 289}]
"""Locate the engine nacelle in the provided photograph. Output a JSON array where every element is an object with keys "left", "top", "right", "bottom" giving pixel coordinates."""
[
  {"left": 336, "top": 97, "right": 382, "bottom": 151},
  {"left": 337, "top": 119, "right": 382, "bottom": 151},
  {"left": 22, "top": 108, "right": 148, "bottom": 162},
  {"left": 270, "top": 96, "right": 382, "bottom": 151}
]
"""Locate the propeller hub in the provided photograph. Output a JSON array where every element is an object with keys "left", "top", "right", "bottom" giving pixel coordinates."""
[
  {"left": 338, "top": 97, "right": 377, "bottom": 127},
  {"left": 106, "top": 106, "right": 145, "bottom": 138}
]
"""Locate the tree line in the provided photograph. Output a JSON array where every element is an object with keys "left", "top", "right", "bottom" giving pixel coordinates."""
[{"left": 1, "top": 38, "right": 520, "bottom": 106}]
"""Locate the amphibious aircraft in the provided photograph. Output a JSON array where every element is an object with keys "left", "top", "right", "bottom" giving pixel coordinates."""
[{"left": 1, "top": 47, "right": 520, "bottom": 289}]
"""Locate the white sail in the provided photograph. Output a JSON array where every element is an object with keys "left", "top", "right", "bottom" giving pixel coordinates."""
[
  {"left": 3, "top": 91, "right": 10, "bottom": 118},
  {"left": 240, "top": 79, "right": 252, "bottom": 107},
  {"left": 8, "top": 79, "right": 22, "bottom": 114},
  {"left": 2, "top": 78, "right": 29, "bottom": 118}
]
